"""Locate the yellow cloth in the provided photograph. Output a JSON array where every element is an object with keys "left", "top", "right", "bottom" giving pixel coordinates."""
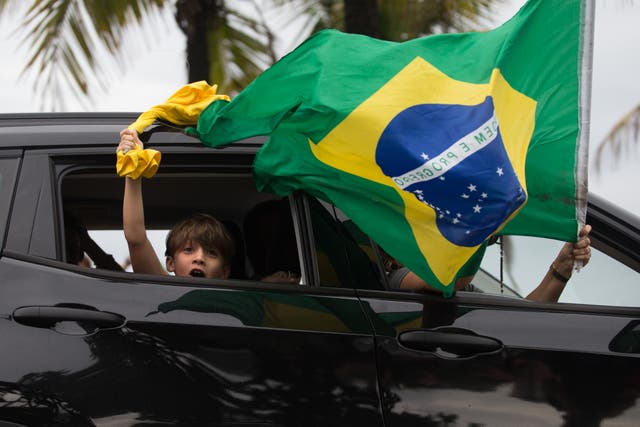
[
  {"left": 116, "top": 147, "right": 161, "bottom": 179},
  {"left": 117, "top": 81, "right": 229, "bottom": 179},
  {"left": 128, "top": 81, "right": 230, "bottom": 133}
]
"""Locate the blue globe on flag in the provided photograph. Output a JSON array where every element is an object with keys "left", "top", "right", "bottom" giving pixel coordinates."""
[{"left": 376, "top": 96, "right": 526, "bottom": 247}]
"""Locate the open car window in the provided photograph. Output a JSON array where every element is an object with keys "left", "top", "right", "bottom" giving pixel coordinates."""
[
  {"left": 304, "top": 195, "right": 640, "bottom": 307},
  {"left": 60, "top": 161, "right": 303, "bottom": 284},
  {"left": 475, "top": 194, "right": 640, "bottom": 306},
  {"left": 479, "top": 234, "right": 640, "bottom": 307},
  {"left": 306, "top": 196, "right": 527, "bottom": 297}
]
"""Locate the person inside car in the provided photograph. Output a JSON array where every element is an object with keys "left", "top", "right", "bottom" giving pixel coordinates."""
[
  {"left": 243, "top": 198, "right": 301, "bottom": 284},
  {"left": 118, "top": 129, "right": 235, "bottom": 279},
  {"left": 386, "top": 224, "right": 592, "bottom": 302},
  {"left": 64, "top": 209, "right": 124, "bottom": 271}
]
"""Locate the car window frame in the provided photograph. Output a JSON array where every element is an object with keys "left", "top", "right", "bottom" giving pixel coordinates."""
[
  {"left": 5, "top": 149, "right": 59, "bottom": 258},
  {"left": 0, "top": 151, "right": 21, "bottom": 250},
  {"left": 3, "top": 144, "right": 317, "bottom": 290},
  {"left": 300, "top": 193, "right": 389, "bottom": 291}
]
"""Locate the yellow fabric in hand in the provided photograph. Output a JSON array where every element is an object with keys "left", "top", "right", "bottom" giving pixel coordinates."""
[
  {"left": 128, "top": 81, "right": 231, "bottom": 134},
  {"left": 116, "top": 147, "right": 162, "bottom": 179}
]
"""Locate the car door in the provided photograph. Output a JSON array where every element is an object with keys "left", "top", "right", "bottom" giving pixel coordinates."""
[
  {"left": 360, "top": 291, "right": 640, "bottom": 426},
  {"left": 0, "top": 141, "right": 383, "bottom": 426},
  {"left": 304, "top": 195, "right": 640, "bottom": 426}
]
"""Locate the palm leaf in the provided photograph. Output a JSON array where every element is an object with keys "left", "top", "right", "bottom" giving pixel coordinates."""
[
  {"left": 593, "top": 104, "right": 640, "bottom": 172},
  {"left": 270, "top": 0, "right": 502, "bottom": 44},
  {"left": 379, "top": 0, "right": 502, "bottom": 40},
  {"left": 0, "top": 0, "right": 17, "bottom": 16},
  {"left": 209, "top": 5, "right": 272, "bottom": 95},
  {"left": 266, "top": 0, "right": 331, "bottom": 48},
  {"left": 13, "top": 0, "right": 168, "bottom": 110}
]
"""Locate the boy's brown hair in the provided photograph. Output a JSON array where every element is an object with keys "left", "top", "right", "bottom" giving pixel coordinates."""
[{"left": 165, "top": 213, "right": 235, "bottom": 265}]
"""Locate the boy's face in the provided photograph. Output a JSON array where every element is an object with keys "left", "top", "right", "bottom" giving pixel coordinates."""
[{"left": 166, "top": 239, "right": 230, "bottom": 279}]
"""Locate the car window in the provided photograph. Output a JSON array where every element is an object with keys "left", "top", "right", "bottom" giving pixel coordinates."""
[
  {"left": 59, "top": 162, "right": 303, "bottom": 284},
  {"left": 480, "top": 235, "right": 640, "bottom": 307},
  {"left": 0, "top": 156, "right": 20, "bottom": 248},
  {"left": 307, "top": 197, "right": 385, "bottom": 290},
  {"left": 305, "top": 197, "right": 526, "bottom": 296},
  {"left": 87, "top": 229, "right": 166, "bottom": 272},
  {"left": 305, "top": 194, "right": 639, "bottom": 306}
]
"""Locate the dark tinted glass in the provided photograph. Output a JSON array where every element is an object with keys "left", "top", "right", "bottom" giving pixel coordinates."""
[{"left": 308, "top": 197, "right": 385, "bottom": 290}]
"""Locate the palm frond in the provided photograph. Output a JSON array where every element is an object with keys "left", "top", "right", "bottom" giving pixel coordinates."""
[
  {"left": 20, "top": 0, "right": 87, "bottom": 109},
  {"left": 380, "top": 0, "right": 503, "bottom": 41},
  {"left": 265, "top": 0, "right": 329, "bottom": 50},
  {"left": 207, "top": 6, "right": 272, "bottom": 95},
  {"left": 16, "top": 0, "right": 169, "bottom": 110},
  {"left": 85, "top": 0, "right": 166, "bottom": 53},
  {"left": 0, "top": 0, "right": 20, "bottom": 18},
  {"left": 248, "top": 0, "right": 278, "bottom": 63},
  {"left": 593, "top": 104, "right": 640, "bottom": 173}
]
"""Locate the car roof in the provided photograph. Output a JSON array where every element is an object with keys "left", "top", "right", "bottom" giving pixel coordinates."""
[{"left": 0, "top": 113, "right": 266, "bottom": 150}]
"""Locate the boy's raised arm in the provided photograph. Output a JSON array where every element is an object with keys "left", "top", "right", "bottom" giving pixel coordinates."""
[{"left": 119, "top": 129, "right": 167, "bottom": 275}]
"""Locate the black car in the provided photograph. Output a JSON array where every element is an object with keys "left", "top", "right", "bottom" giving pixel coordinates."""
[{"left": 1, "top": 113, "right": 639, "bottom": 426}]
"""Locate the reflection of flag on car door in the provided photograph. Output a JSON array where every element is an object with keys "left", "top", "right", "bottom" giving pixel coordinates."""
[{"left": 181, "top": 0, "right": 593, "bottom": 295}]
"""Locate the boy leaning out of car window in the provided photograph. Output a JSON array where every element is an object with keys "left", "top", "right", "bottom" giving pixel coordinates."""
[
  {"left": 116, "top": 129, "right": 300, "bottom": 284},
  {"left": 117, "top": 128, "right": 235, "bottom": 279}
]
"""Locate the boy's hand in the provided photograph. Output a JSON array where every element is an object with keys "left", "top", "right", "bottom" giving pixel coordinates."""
[
  {"left": 118, "top": 129, "right": 143, "bottom": 154},
  {"left": 116, "top": 128, "right": 161, "bottom": 179}
]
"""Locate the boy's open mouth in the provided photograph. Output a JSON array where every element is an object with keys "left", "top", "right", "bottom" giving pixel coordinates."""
[{"left": 189, "top": 269, "right": 205, "bottom": 278}]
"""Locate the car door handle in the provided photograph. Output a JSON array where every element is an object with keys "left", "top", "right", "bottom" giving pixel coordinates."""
[
  {"left": 398, "top": 327, "right": 503, "bottom": 358},
  {"left": 12, "top": 306, "right": 126, "bottom": 330}
]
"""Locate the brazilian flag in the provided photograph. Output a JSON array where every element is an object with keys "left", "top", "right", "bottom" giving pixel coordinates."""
[{"left": 181, "top": 0, "right": 593, "bottom": 296}]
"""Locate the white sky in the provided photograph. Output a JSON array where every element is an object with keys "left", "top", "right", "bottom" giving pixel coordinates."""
[{"left": 1, "top": 1, "right": 639, "bottom": 303}]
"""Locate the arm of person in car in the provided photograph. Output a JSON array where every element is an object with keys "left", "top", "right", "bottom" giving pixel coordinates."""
[
  {"left": 75, "top": 223, "right": 124, "bottom": 271},
  {"left": 525, "top": 224, "right": 592, "bottom": 302},
  {"left": 119, "top": 129, "right": 167, "bottom": 276},
  {"left": 261, "top": 270, "right": 301, "bottom": 284}
]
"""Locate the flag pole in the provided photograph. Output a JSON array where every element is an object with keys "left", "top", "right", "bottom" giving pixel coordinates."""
[{"left": 575, "top": 0, "right": 595, "bottom": 271}]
